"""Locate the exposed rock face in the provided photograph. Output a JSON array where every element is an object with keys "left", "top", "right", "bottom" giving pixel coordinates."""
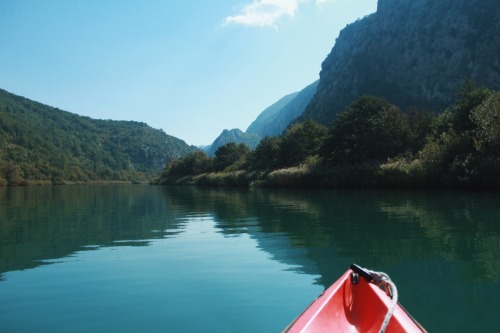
[{"left": 303, "top": 0, "right": 500, "bottom": 124}]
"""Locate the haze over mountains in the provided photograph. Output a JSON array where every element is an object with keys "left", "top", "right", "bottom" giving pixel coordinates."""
[
  {"left": 247, "top": 81, "right": 319, "bottom": 138},
  {"left": 209, "top": 0, "right": 499, "bottom": 153},
  {"left": 206, "top": 81, "right": 319, "bottom": 156}
]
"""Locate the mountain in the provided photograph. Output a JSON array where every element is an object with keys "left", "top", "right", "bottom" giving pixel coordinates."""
[
  {"left": 0, "top": 88, "right": 197, "bottom": 184},
  {"left": 247, "top": 80, "right": 319, "bottom": 138},
  {"left": 207, "top": 129, "right": 260, "bottom": 157},
  {"left": 207, "top": 81, "right": 319, "bottom": 155},
  {"left": 303, "top": 0, "right": 500, "bottom": 124},
  {"left": 245, "top": 92, "right": 299, "bottom": 137}
]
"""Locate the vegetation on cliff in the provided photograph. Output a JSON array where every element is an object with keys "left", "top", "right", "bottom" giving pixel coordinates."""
[{"left": 157, "top": 84, "right": 500, "bottom": 189}]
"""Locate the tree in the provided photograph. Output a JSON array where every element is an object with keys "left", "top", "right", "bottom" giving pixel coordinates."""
[
  {"left": 404, "top": 107, "right": 435, "bottom": 154},
  {"left": 164, "top": 151, "right": 212, "bottom": 177},
  {"left": 434, "top": 81, "right": 492, "bottom": 135},
  {"left": 321, "top": 96, "right": 410, "bottom": 165},
  {"left": 0, "top": 161, "right": 23, "bottom": 185},
  {"left": 213, "top": 142, "right": 250, "bottom": 172},
  {"left": 417, "top": 85, "right": 496, "bottom": 187},
  {"left": 248, "top": 136, "right": 281, "bottom": 171},
  {"left": 278, "top": 120, "right": 328, "bottom": 167},
  {"left": 471, "top": 91, "right": 500, "bottom": 155}
]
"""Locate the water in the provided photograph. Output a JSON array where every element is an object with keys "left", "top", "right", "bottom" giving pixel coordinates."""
[{"left": 0, "top": 185, "right": 499, "bottom": 332}]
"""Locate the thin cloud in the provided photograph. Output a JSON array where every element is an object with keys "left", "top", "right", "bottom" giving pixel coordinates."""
[
  {"left": 222, "top": 0, "right": 299, "bottom": 28},
  {"left": 222, "top": 0, "right": 337, "bottom": 28}
]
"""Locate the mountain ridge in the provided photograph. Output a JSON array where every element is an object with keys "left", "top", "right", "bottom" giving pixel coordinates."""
[
  {"left": 0, "top": 88, "right": 197, "bottom": 184},
  {"left": 207, "top": 81, "right": 319, "bottom": 155},
  {"left": 247, "top": 80, "right": 319, "bottom": 138}
]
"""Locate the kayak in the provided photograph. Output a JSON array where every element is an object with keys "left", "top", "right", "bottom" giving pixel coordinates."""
[{"left": 283, "top": 264, "right": 426, "bottom": 333}]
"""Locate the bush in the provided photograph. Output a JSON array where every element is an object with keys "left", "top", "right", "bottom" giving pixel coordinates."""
[{"left": 378, "top": 157, "right": 426, "bottom": 188}]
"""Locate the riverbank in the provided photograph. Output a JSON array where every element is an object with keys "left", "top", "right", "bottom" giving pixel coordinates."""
[
  {"left": 154, "top": 161, "right": 500, "bottom": 190},
  {"left": 0, "top": 179, "right": 151, "bottom": 186}
]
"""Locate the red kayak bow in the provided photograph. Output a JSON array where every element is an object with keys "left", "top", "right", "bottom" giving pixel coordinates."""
[{"left": 284, "top": 264, "right": 426, "bottom": 333}]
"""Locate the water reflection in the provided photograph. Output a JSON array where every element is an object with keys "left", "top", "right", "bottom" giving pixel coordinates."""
[
  {"left": 158, "top": 187, "right": 500, "bottom": 331},
  {"left": 0, "top": 185, "right": 186, "bottom": 277},
  {"left": 1, "top": 185, "right": 500, "bottom": 331},
  {"left": 2, "top": 185, "right": 499, "bottom": 286},
  {"left": 160, "top": 187, "right": 500, "bottom": 285}
]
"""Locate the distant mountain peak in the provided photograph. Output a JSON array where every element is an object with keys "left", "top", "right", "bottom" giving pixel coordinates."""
[
  {"left": 207, "top": 80, "right": 319, "bottom": 155},
  {"left": 207, "top": 128, "right": 260, "bottom": 157}
]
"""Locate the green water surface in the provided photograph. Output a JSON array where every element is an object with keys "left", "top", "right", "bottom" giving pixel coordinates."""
[{"left": 0, "top": 185, "right": 499, "bottom": 332}]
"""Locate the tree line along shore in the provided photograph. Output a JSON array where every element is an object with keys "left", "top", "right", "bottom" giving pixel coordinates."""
[{"left": 156, "top": 84, "right": 500, "bottom": 190}]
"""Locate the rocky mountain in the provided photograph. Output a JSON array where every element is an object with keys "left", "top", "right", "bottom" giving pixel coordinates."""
[
  {"left": 245, "top": 92, "right": 299, "bottom": 138},
  {"left": 0, "top": 88, "right": 197, "bottom": 183},
  {"left": 207, "top": 81, "right": 319, "bottom": 155},
  {"left": 303, "top": 0, "right": 500, "bottom": 124},
  {"left": 206, "top": 128, "right": 260, "bottom": 157},
  {"left": 247, "top": 80, "right": 319, "bottom": 138}
]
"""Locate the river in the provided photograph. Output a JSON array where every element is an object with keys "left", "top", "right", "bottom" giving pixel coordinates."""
[{"left": 0, "top": 185, "right": 499, "bottom": 332}]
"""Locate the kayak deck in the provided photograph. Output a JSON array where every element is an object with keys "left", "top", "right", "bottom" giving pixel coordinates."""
[{"left": 284, "top": 266, "right": 425, "bottom": 333}]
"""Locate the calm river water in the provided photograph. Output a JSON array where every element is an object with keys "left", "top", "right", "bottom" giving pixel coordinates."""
[{"left": 0, "top": 185, "right": 499, "bottom": 332}]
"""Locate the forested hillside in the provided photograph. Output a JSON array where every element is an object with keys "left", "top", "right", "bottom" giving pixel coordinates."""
[{"left": 0, "top": 88, "right": 197, "bottom": 185}]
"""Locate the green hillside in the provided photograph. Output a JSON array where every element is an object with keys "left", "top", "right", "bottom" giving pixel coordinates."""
[{"left": 0, "top": 88, "right": 197, "bottom": 185}]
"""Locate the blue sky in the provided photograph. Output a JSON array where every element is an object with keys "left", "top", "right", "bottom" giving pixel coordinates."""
[{"left": 0, "top": 0, "right": 377, "bottom": 146}]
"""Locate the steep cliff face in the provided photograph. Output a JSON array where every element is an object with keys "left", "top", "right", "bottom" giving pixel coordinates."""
[{"left": 304, "top": 0, "right": 500, "bottom": 124}]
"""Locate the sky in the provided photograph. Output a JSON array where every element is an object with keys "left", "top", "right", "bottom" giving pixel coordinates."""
[{"left": 0, "top": 0, "right": 377, "bottom": 146}]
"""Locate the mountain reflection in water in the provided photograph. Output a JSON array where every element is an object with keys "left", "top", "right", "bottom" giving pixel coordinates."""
[{"left": 0, "top": 185, "right": 499, "bottom": 332}]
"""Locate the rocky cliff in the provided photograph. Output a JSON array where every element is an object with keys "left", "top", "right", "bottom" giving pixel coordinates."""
[{"left": 303, "top": 0, "right": 500, "bottom": 124}]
